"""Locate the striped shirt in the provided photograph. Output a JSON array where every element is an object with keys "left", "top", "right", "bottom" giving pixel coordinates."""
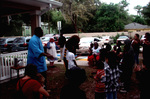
[{"left": 94, "top": 69, "right": 106, "bottom": 93}]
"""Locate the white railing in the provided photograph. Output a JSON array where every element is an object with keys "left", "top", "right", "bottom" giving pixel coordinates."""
[{"left": 0, "top": 51, "right": 28, "bottom": 81}]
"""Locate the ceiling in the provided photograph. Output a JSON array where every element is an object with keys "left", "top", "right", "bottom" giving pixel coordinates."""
[{"left": 0, "top": 0, "right": 62, "bottom": 17}]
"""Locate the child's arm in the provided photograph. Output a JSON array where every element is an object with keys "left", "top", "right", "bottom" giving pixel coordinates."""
[
  {"left": 73, "top": 60, "right": 78, "bottom": 67},
  {"left": 94, "top": 74, "right": 99, "bottom": 81},
  {"left": 39, "top": 86, "right": 50, "bottom": 97}
]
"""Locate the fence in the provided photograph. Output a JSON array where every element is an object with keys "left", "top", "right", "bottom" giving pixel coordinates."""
[{"left": 0, "top": 51, "right": 28, "bottom": 81}]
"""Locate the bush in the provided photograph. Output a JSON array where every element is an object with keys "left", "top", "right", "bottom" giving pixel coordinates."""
[{"left": 112, "top": 33, "right": 120, "bottom": 43}]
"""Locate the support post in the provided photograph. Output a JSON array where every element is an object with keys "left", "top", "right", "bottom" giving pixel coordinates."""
[{"left": 31, "top": 14, "right": 41, "bottom": 36}]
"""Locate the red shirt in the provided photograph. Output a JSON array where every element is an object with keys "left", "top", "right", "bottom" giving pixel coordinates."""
[
  {"left": 16, "top": 78, "right": 41, "bottom": 99},
  {"left": 94, "top": 69, "right": 105, "bottom": 93}
]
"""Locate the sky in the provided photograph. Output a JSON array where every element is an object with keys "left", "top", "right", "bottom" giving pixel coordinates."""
[{"left": 100, "top": 0, "right": 150, "bottom": 15}]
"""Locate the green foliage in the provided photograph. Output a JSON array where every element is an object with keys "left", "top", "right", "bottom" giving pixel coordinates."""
[
  {"left": 133, "top": 16, "right": 147, "bottom": 25},
  {"left": 87, "top": 3, "right": 129, "bottom": 32},
  {"left": 0, "top": 15, "right": 24, "bottom": 37},
  {"left": 142, "top": 2, "right": 150, "bottom": 25},
  {"left": 112, "top": 33, "right": 125, "bottom": 43},
  {"left": 134, "top": 5, "right": 142, "bottom": 16},
  {"left": 112, "top": 33, "right": 120, "bottom": 43},
  {"left": 41, "top": 10, "right": 65, "bottom": 33},
  {"left": 61, "top": 0, "right": 96, "bottom": 32}
]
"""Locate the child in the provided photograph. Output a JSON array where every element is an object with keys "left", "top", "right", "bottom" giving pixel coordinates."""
[
  {"left": 94, "top": 61, "right": 106, "bottom": 99},
  {"left": 36, "top": 73, "right": 45, "bottom": 87},
  {"left": 36, "top": 73, "right": 50, "bottom": 99},
  {"left": 47, "top": 37, "right": 58, "bottom": 67},
  {"left": 63, "top": 35, "right": 80, "bottom": 71},
  {"left": 66, "top": 47, "right": 78, "bottom": 70},
  {"left": 60, "top": 67, "right": 87, "bottom": 99},
  {"left": 136, "top": 60, "right": 150, "bottom": 99},
  {"left": 104, "top": 51, "right": 121, "bottom": 99}
]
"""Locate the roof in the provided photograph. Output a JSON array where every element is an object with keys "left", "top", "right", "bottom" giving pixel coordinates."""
[
  {"left": 1, "top": 0, "right": 62, "bottom": 16},
  {"left": 124, "top": 22, "right": 150, "bottom": 30}
]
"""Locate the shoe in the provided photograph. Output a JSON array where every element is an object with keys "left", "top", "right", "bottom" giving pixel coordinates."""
[{"left": 58, "top": 60, "right": 61, "bottom": 62}]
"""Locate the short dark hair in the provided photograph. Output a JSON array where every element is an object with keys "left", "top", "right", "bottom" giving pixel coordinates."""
[
  {"left": 66, "top": 35, "right": 80, "bottom": 53},
  {"left": 25, "top": 64, "right": 37, "bottom": 79},
  {"left": 65, "top": 67, "right": 87, "bottom": 86},
  {"left": 106, "top": 51, "right": 117, "bottom": 69},
  {"left": 99, "top": 48, "right": 107, "bottom": 62},
  {"left": 34, "top": 27, "right": 43, "bottom": 37},
  {"left": 96, "top": 61, "right": 104, "bottom": 69},
  {"left": 117, "top": 41, "right": 121, "bottom": 46},
  {"left": 135, "top": 34, "right": 139, "bottom": 38}
]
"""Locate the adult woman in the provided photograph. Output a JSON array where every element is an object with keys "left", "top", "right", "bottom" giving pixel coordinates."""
[
  {"left": 16, "top": 64, "right": 49, "bottom": 99},
  {"left": 47, "top": 37, "right": 58, "bottom": 67}
]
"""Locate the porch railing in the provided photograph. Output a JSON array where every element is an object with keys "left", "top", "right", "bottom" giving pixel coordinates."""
[{"left": 0, "top": 51, "right": 28, "bottom": 81}]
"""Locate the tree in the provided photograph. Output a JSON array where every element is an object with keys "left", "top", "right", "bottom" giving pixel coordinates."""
[
  {"left": 41, "top": 10, "right": 64, "bottom": 34},
  {"left": 119, "top": 0, "right": 129, "bottom": 9},
  {"left": 134, "top": 5, "right": 142, "bottom": 16},
  {"left": 142, "top": 2, "right": 150, "bottom": 25},
  {"left": 88, "top": 3, "right": 131, "bottom": 32},
  {"left": 0, "top": 14, "right": 30, "bottom": 37},
  {"left": 60, "top": 0, "right": 96, "bottom": 33},
  {"left": 133, "top": 15, "right": 147, "bottom": 25}
]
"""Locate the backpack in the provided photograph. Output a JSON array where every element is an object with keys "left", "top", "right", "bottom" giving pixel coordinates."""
[{"left": 15, "top": 79, "right": 31, "bottom": 99}]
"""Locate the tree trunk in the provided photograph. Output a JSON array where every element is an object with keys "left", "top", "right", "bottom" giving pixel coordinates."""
[{"left": 72, "top": 14, "right": 78, "bottom": 33}]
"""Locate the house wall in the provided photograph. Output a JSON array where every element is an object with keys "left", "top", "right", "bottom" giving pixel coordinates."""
[{"left": 124, "top": 29, "right": 150, "bottom": 32}]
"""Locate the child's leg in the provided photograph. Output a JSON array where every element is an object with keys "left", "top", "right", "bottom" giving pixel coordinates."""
[
  {"left": 113, "top": 92, "right": 117, "bottom": 99},
  {"left": 106, "top": 92, "right": 113, "bottom": 99},
  {"left": 50, "top": 62, "right": 53, "bottom": 66},
  {"left": 50, "top": 62, "right": 54, "bottom": 66},
  {"left": 52, "top": 62, "right": 54, "bottom": 66}
]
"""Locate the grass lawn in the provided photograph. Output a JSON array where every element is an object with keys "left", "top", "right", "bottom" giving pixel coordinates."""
[{"left": 0, "top": 64, "right": 141, "bottom": 99}]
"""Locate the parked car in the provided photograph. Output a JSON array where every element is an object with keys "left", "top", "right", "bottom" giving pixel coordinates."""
[
  {"left": 11, "top": 37, "right": 31, "bottom": 52},
  {"left": 41, "top": 36, "right": 51, "bottom": 46},
  {"left": 65, "top": 36, "right": 71, "bottom": 41},
  {"left": 76, "top": 37, "right": 103, "bottom": 54},
  {"left": 0, "top": 37, "right": 16, "bottom": 53},
  {"left": 100, "top": 36, "right": 114, "bottom": 44},
  {"left": 117, "top": 35, "right": 130, "bottom": 44},
  {"left": 140, "top": 35, "right": 145, "bottom": 43},
  {"left": 41, "top": 35, "right": 59, "bottom": 47}
]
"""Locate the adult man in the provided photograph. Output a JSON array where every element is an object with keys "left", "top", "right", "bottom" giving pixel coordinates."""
[
  {"left": 131, "top": 34, "right": 140, "bottom": 66},
  {"left": 58, "top": 33, "right": 66, "bottom": 62},
  {"left": 27, "top": 27, "right": 53, "bottom": 87}
]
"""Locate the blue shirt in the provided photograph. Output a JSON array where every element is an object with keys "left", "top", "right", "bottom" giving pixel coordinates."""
[{"left": 27, "top": 35, "right": 47, "bottom": 73}]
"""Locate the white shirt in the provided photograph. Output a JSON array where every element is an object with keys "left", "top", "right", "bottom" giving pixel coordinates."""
[
  {"left": 66, "top": 52, "right": 76, "bottom": 69},
  {"left": 92, "top": 47, "right": 101, "bottom": 55}
]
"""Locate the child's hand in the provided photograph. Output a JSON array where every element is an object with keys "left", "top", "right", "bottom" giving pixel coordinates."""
[{"left": 47, "top": 54, "right": 54, "bottom": 59}]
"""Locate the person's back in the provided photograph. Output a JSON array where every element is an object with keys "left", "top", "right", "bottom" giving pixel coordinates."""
[
  {"left": 16, "top": 64, "right": 49, "bottom": 99},
  {"left": 66, "top": 51, "right": 76, "bottom": 69},
  {"left": 94, "top": 61, "right": 106, "bottom": 99},
  {"left": 60, "top": 67, "right": 87, "bottom": 99},
  {"left": 104, "top": 51, "right": 121, "bottom": 99},
  {"left": 17, "top": 79, "right": 41, "bottom": 99}
]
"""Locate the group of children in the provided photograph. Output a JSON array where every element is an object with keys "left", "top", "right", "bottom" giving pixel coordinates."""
[
  {"left": 87, "top": 37, "right": 135, "bottom": 99},
  {"left": 94, "top": 47, "right": 122, "bottom": 99},
  {"left": 93, "top": 33, "right": 150, "bottom": 99}
]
